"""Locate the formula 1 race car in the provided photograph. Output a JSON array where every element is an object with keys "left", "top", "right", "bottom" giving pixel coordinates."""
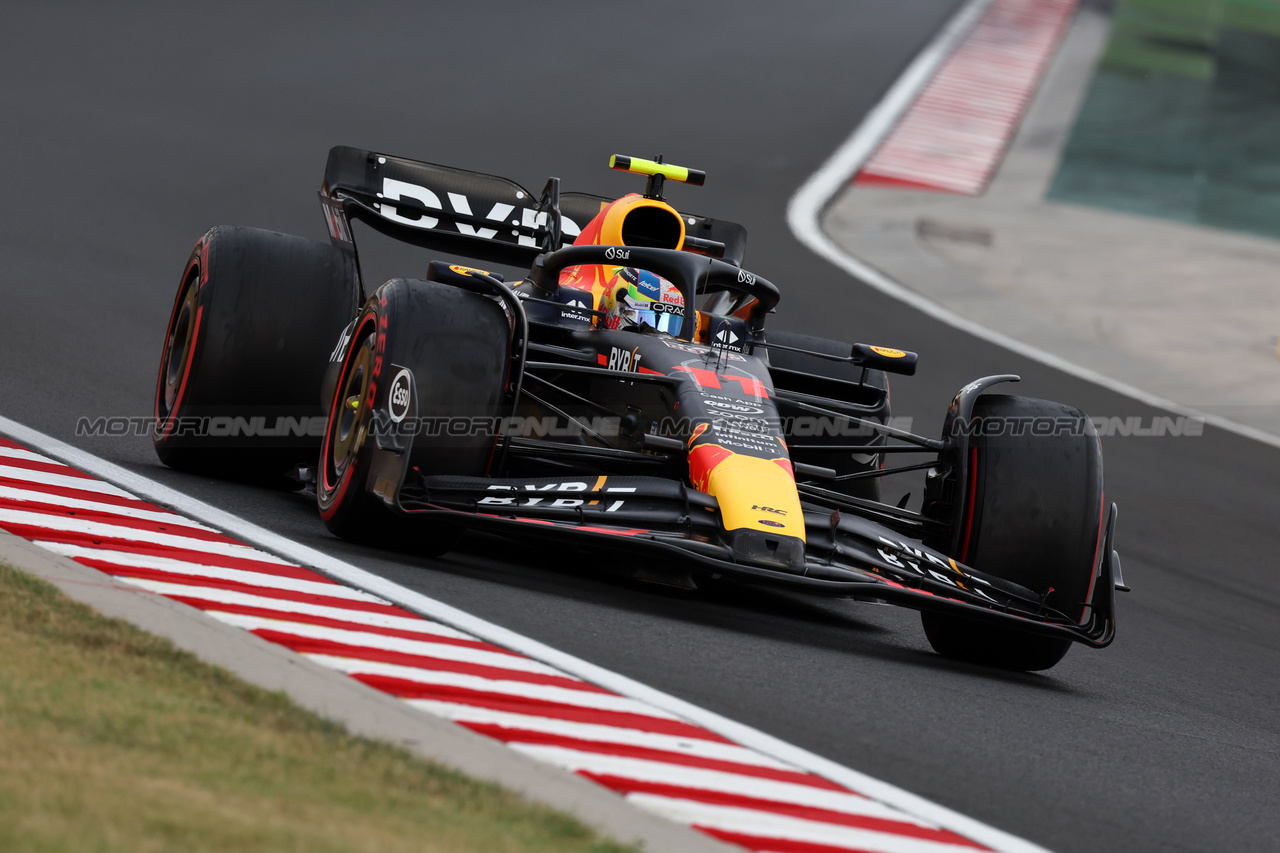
[{"left": 153, "top": 147, "right": 1126, "bottom": 671}]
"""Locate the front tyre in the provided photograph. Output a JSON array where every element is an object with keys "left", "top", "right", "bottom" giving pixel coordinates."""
[
  {"left": 314, "top": 312, "right": 389, "bottom": 541},
  {"left": 317, "top": 278, "right": 511, "bottom": 555},
  {"left": 922, "top": 395, "right": 1105, "bottom": 672}
]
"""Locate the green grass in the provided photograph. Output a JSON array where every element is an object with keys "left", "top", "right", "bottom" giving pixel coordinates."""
[{"left": 0, "top": 563, "right": 639, "bottom": 853}]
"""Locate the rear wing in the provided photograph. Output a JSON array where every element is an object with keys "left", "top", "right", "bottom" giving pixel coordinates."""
[{"left": 319, "top": 145, "right": 747, "bottom": 269}]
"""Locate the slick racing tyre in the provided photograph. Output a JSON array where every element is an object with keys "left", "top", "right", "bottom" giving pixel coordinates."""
[
  {"left": 316, "top": 278, "right": 511, "bottom": 556},
  {"left": 153, "top": 226, "right": 359, "bottom": 480},
  {"left": 922, "top": 395, "right": 1105, "bottom": 672},
  {"left": 765, "top": 330, "right": 889, "bottom": 502}
]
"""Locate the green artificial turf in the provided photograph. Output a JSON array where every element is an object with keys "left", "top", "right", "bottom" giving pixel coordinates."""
[{"left": 1048, "top": 0, "right": 1280, "bottom": 239}]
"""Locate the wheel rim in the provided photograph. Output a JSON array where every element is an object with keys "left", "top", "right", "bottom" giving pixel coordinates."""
[
  {"left": 160, "top": 273, "right": 199, "bottom": 418},
  {"left": 328, "top": 334, "right": 374, "bottom": 484}
]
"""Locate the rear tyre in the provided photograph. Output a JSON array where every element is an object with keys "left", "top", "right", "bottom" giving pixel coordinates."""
[
  {"left": 765, "top": 330, "right": 889, "bottom": 501},
  {"left": 316, "top": 278, "right": 511, "bottom": 556},
  {"left": 153, "top": 226, "right": 359, "bottom": 481},
  {"left": 922, "top": 395, "right": 1104, "bottom": 671}
]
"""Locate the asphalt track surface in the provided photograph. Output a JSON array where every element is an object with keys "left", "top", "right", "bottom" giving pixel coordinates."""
[{"left": 2, "top": 3, "right": 1277, "bottom": 851}]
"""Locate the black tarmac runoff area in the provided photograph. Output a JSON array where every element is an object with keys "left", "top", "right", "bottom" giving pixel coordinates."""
[{"left": 3, "top": 4, "right": 1277, "bottom": 852}]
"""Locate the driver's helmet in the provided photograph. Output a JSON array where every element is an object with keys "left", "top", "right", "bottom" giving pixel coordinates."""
[{"left": 602, "top": 267, "right": 684, "bottom": 335}]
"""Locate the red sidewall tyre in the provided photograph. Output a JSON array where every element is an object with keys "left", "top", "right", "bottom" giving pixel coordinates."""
[
  {"left": 316, "top": 278, "right": 510, "bottom": 554},
  {"left": 153, "top": 226, "right": 359, "bottom": 480}
]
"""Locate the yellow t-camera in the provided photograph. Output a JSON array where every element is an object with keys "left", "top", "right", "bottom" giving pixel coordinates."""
[{"left": 609, "top": 155, "right": 706, "bottom": 187}]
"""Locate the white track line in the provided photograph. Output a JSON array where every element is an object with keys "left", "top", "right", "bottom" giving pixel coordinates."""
[{"left": 785, "top": 0, "right": 1280, "bottom": 453}]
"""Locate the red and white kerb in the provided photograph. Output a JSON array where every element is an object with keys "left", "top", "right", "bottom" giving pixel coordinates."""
[
  {"left": 0, "top": 436, "right": 992, "bottom": 853},
  {"left": 856, "top": 0, "right": 1078, "bottom": 195}
]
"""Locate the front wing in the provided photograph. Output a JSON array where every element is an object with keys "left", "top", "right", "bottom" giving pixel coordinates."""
[{"left": 391, "top": 474, "right": 1118, "bottom": 649}]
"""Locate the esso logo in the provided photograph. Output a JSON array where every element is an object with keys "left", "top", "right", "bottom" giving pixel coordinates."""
[
  {"left": 388, "top": 368, "right": 412, "bottom": 423},
  {"left": 737, "top": 269, "right": 755, "bottom": 285},
  {"left": 605, "top": 246, "right": 630, "bottom": 261}
]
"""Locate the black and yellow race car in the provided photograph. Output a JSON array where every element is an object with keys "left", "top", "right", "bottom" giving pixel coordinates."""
[{"left": 153, "top": 147, "right": 1126, "bottom": 671}]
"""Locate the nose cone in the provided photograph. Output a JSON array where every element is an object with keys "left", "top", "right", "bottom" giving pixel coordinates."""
[
  {"left": 726, "top": 529, "right": 807, "bottom": 574},
  {"left": 689, "top": 450, "right": 807, "bottom": 539}
]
